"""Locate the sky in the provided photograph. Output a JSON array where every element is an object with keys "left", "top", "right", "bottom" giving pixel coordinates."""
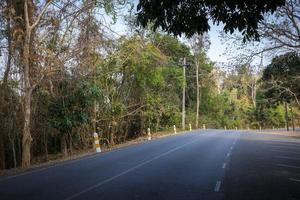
[
  {"left": 110, "top": 15, "right": 229, "bottom": 64},
  {"left": 206, "top": 24, "right": 227, "bottom": 63}
]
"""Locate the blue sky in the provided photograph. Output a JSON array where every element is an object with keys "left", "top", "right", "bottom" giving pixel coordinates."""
[{"left": 206, "top": 24, "right": 227, "bottom": 63}]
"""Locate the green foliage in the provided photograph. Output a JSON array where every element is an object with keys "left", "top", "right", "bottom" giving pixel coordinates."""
[
  {"left": 48, "top": 78, "right": 100, "bottom": 134},
  {"left": 261, "top": 52, "right": 300, "bottom": 104},
  {"left": 136, "top": 0, "right": 285, "bottom": 40}
]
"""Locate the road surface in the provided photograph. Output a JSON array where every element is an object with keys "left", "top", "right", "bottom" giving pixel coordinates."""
[{"left": 0, "top": 130, "right": 299, "bottom": 200}]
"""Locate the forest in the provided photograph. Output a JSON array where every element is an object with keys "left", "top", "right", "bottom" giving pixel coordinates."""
[{"left": 0, "top": 0, "right": 299, "bottom": 171}]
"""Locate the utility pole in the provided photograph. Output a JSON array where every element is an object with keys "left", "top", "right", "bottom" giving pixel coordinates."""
[
  {"left": 182, "top": 57, "right": 186, "bottom": 130},
  {"left": 196, "top": 60, "right": 199, "bottom": 128}
]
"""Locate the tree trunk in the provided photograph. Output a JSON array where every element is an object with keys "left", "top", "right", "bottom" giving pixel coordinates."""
[
  {"left": 21, "top": 0, "right": 51, "bottom": 168},
  {"left": 251, "top": 79, "right": 256, "bottom": 108},
  {"left": 43, "top": 130, "right": 48, "bottom": 161},
  {"left": 61, "top": 134, "right": 68, "bottom": 157},
  {"left": 21, "top": 25, "right": 33, "bottom": 167},
  {"left": 0, "top": 135, "right": 5, "bottom": 170},
  {"left": 22, "top": 89, "right": 33, "bottom": 167},
  {"left": 110, "top": 130, "right": 115, "bottom": 146},
  {"left": 68, "top": 133, "right": 73, "bottom": 155},
  {"left": 11, "top": 140, "right": 17, "bottom": 169},
  {"left": 0, "top": 0, "right": 13, "bottom": 171},
  {"left": 290, "top": 106, "right": 295, "bottom": 131},
  {"left": 285, "top": 102, "right": 289, "bottom": 131}
]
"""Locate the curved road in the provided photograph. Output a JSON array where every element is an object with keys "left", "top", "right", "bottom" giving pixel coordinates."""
[{"left": 0, "top": 130, "right": 299, "bottom": 200}]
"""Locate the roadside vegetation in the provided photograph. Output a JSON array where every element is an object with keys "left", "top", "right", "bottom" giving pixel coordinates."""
[{"left": 0, "top": 0, "right": 299, "bottom": 171}]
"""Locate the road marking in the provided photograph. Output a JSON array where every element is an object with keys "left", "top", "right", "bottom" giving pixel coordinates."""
[
  {"left": 0, "top": 153, "right": 100, "bottom": 182},
  {"left": 289, "top": 178, "right": 300, "bottom": 183},
  {"left": 227, "top": 153, "right": 231, "bottom": 157},
  {"left": 64, "top": 139, "right": 199, "bottom": 200},
  {"left": 230, "top": 146, "right": 233, "bottom": 150},
  {"left": 276, "top": 164, "right": 300, "bottom": 169},
  {"left": 214, "top": 181, "right": 221, "bottom": 192},
  {"left": 276, "top": 156, "right": 300, "bottom": 160},
  {"left": 222, "top": 163, "right": 226, "bottom": 169},
  {"left": 271, "top": 150, "right": 300, "bottom": 155}
]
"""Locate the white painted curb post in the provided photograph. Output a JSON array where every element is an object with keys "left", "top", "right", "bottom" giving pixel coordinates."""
[
  {"left": 203, "top": 124, "right": 206, "bottom": 130},
  {"left": 147, "top": 127, "right": 151, "bottom": 140},
  {"left": 173, "top": 125, "right": 177, "bottom": 134},
  {"left": 93, "top": 132, "right": 101, "bottom": 153},
  {"left": 189, "top": 123, "right": 192, "bottom": 131},
  {"left": 224, "top": 126, "right": 227, "bottom": 130},
  {"left": 235, "top": 127, "right": 237, "bottom": 130}
]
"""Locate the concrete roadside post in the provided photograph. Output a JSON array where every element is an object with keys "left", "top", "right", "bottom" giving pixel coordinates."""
[
  {"left": 173, "top": 125, "right": 177, "bottom": 134},
  {"left": 203, "top": 124, "right": 206, "bottom": 130},
  {"left": 93, "top": 132, "right": 101, "bottom": 153},
  {"left": 147, "top": 128, "right": 151, "bottom": 140},
  {"left": 224, "top": 126, "right": 227, "bottom": 130},
  {"left": 259, "top": 126, "right": 262, "bottom": 132},
  {"left": 189, "top": 123, "right": 192, "bottom": 131},
  {"left": 235, "top": 127, "right": 237, "bottom": 130}
]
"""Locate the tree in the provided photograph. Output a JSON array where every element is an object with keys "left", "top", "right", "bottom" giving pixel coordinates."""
[
  {"left": 259, "top": 0, "right": 300, "bottom": 53},
  {"left": 136, "top": 0, "right": 285, "bottom": 40},
  {"left": 261, "top": 52, "right": 300, "bottom": 106},
  {"left": 21, "top": 0, "right": 52, "bottom": 168},
  {"left": 222, "top": 0, "right": 300, "bottom": 66},
  {"left": 261, "top": 52, "right": 300, "bottom": 130},
  {"left": 48, "top": 77, "right": 99, "bottom": 156},
  {"left": 189, "top": 34, "right": 210, "bottom": 128}
]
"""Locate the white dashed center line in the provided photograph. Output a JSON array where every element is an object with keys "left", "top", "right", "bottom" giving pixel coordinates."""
[
  {"left": 214, "top": 181, "right": 221, "bottom": 192},
  {"left": 222, "top": 163, "right": 226, "bottom": 169}
]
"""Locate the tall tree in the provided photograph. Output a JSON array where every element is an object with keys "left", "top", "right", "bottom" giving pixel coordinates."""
[
  {"left": 21, "top": 0, "right": 52, "bottom": 167},
  {"left": 189, "top": 34, "right": 210, "bottom": 128},
  {"left": 261, "top": 52, "right": 300, "bottom": 130}
]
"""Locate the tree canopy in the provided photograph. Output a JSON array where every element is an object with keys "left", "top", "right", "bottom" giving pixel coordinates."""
[
  {"left": 261, "top": 52, "right": 300, "bottom": 105},
  {"left": 136, "top": 0, "right": 285, "bottom": 40}
]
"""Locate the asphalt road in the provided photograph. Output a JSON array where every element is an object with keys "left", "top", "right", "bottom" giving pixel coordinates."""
[{"left": 0, "top": 130, "right": 299, "bottom": 200}]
